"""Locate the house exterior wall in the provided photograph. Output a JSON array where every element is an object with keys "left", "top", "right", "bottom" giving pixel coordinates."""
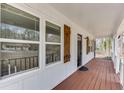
[{"left": 0, "top": 3, "right": 95, "bottom": 90}]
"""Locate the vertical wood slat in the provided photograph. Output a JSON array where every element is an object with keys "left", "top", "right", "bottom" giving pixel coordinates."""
[
  {"left": 64, "top": 24, "right": 71, "bottom": 63},
  {"left": 82, "top": 60, "right": 98, "bottom": 89},
  {"left": 94, "top": 61, "right": 104, "bottom": 89},
  {"left": 88, "top": 60, "right": 101, "bottom": 89},
  {"left": 100, "top": 60, "right": 106, "bottom": 89},
  {"left": 105, "top": 60, "right": 111, "bottom": 89}
]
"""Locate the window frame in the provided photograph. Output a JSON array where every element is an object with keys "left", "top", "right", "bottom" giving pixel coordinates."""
[
  {"left": 45, "top": 20, "right": 62, "bottom": 66},
  {"left": 0, "top": 3, "right": 41, "bottom": 79}
]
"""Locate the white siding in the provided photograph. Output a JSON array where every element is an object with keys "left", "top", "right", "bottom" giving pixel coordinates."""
[{"left": 0, "top": 3, "right": 95, "bottom": 90}]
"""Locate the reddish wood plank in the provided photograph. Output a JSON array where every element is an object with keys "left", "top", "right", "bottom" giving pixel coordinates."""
[
  {"left": 100, "top": 60, "right": 106, "bottom": 90},
  {"left": 81, "top": 61, "right": 98, "bottom": 89},
  {"left": 110, "top": 62, "right": 118, "bottom": 90},
  {"left": 94, "top": 61, "right": 104, "bottom": 90},
  {"left": 53, "top": 58, "right": 122, "bottom": 90},
  {"left": 87, "top": 63, "right": 100, "bottom": 89},
  {"left": 76, "top": 61, "right": 95, "bottom": 89},
  {"left": 105, "top": 60, "right": 111, "bottom": 89}
]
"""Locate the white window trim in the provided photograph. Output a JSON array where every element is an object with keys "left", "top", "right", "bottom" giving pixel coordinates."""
[
  {"left": 45, "top": 20, "right": 63, "bottom": 67},
  {"left": 0, "top": 38, "right": 40, "bottom": 44},
  {"left": 0, "top": 3, "right": 41, "bottom": 79},
  {"left": 45, "top": 42, "right": 61, "bottom": 45}
]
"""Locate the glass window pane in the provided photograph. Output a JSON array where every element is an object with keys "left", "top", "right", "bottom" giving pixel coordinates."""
[
  {"left": 46, "top": 21, "right": 61, "bottom": 43},
  {"left": 1, "top": 60, "right": 9, "bottom": 76},
  {"left": 0, "top": 42, "right": 39, "bottom": 77},
  {"left": 0, "top": 4, "right": 39, "bottom": 41},
  {"left": 46, "top": 44, "right": 61, "bottom": 64}
]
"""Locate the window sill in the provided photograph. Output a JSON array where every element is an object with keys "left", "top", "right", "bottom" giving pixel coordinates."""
[
  {"left": 45, "top": 61, "right": 62, "bottom": 69},
  {"left": 0, "top": 67, "right": 40, "bottom": 81}
]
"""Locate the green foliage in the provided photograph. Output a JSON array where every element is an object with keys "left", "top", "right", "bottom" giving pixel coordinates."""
[{"left": 96, "top": 37, "right": 112, "bottom": 57}]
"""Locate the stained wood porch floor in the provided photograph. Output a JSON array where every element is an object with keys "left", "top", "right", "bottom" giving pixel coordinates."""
[{"left": 53, "top": 58, "right": 122, "bottom": 90}]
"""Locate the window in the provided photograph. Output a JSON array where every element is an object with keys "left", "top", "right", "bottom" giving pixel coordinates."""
[
  {"left": 45, "top": 21, "right": 61, "bottom": 65},
  {"left": 0, "top": 3, "right": 39, "bottom": 41},
  {"left": 46, "top": 22, "right": 61, "bottom": 43},
  {"left": 0, "top": 4, "right": 40, "bottom": 78}
]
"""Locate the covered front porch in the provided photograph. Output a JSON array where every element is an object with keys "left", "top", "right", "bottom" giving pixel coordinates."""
[{"left": 54, "top": 58, "right": 122, "bottom": 90}]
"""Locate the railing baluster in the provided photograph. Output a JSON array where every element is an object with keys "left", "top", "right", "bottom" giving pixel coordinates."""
[
  {"left": 1, "top": 60, "right": 3, "bottom": 76},
  {"left": 14, "top": 59, "right": 17, "bottom": 73},
  {"left": 25, "top": 57, "right": 26, "bottom": 70},
  {"left": 28, "top": 57, "right": 30, "bottom": 69},
  {"left": 20, "top": 58, "right": 22, "bottom": 71},
  {"left": 29, "top": 57, "right": 31, "bottom": 69},
  {"left": 14, "top": 65, "right": 17, "bottom": 73},
  {"left": 8, "top": 63, "right": 11, "bottom": 75},
  {"left": 0, "top": 60, "right": 2, "bottom": 77},
  {"left": 37, "top": 56, "right": 38, "bottom": 67},
  {"left": 0, "top": 56, "right": 38, "bottom": 77},
  {"left": 33, "top": 57, "right": 34, "bottom": 67}
]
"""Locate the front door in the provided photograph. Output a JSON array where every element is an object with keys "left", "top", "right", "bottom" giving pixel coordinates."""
[{"left": 77, "top": 34, "right": 82, "bottom": 67}]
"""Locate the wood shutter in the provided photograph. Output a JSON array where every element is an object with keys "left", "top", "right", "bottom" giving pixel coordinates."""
[
  {"left": 64, "top": 24, "right": 71, "bottom": 63},
  {"left": 85, "top": 36, "right": 90, "bottom": 54}
]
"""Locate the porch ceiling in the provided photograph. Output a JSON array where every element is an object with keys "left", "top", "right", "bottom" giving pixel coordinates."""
[{"left": 50, "top": 3, "right": 124, "bottom": 38}]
